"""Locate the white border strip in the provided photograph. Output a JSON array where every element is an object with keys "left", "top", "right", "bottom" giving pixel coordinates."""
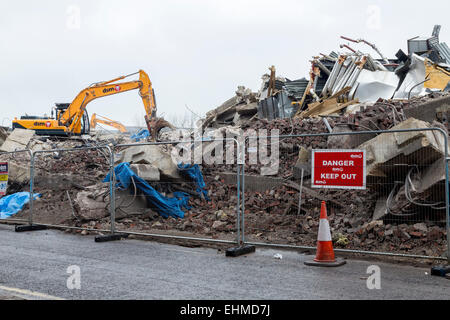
[{"left": 0, "top": 285, "right": 65, "bottom": 300}]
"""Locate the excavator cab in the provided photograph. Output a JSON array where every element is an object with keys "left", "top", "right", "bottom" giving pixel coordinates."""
[{"left": 53, "top": 103, "right": 90, "bottom": 135}]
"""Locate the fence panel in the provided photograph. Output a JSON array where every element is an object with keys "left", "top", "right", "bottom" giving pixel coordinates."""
[
  {"left": 28, "top": 145, "right": 113, "bottom": 234},
  {"left": 109, "top": 138, "right": 242, "bottom": 246},
  {"left": 242, "top": 128, "right": 449, "bottom": 260},
  {"left": 0, "top": 149, "right": 32, "bottom": 223}
]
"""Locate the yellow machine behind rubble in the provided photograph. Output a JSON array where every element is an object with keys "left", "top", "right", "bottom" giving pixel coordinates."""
[
  {"left": 90, "top": 113, "right": 128, "bottom": 133},
  {"left": 12, "top": 70, "right": 171, "bottom": 139}
]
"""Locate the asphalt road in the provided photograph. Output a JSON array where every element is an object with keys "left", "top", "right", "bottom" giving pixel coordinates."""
[{"left": 0, "top": 224, "right": 448, "bottom": 300}]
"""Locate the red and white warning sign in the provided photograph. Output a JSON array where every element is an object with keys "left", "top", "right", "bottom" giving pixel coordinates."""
[
  {"left": 311, "top": 149, "right": 366, "bottom": 190},
  {"left": 0, "top": 162, "right": 8, "bottom": 196}
]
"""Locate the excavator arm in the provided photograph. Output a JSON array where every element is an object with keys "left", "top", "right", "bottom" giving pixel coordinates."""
[
  {"left": 60, "top": 70, "right": 156, "bottom": 134},
  {"left": 90, "top": 113, "right": 128, "bottom": 133}
]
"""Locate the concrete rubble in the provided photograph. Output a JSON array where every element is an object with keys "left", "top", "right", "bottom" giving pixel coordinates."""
[
  {"left": 0, "top": 128, "right": 35, "bottom": 152},
  {"left": 0, "top": 127, "right": 7, "bottom": 147},
  {"left": 130, "top": 164, "right": 160, "bottom": 182},
  {"left": 200, "top": 86, "right": 258, "bottom": 129},
  {"left": 74, "top": 184, "right": 110, "bottom": 220},
  {"left": 116, "top": 145, "right": 181, "bottom": 180},
  {"left": 1, "top": 26, "right": 450, "bottom": 259},
  {"left": 359, "top": 118, "right": 447, "bottom": 181}
]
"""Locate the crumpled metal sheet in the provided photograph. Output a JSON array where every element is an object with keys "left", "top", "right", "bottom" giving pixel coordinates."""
[
  {"left": 352, "top": 70, "right": 399, "bottom": 102},
  {"left": 437, "top": 42, "right": 450, "bottom": 64},
  {"left": 257, "top": 91, "right": 296, "bottom": 120},
  {"left": 393, "top": 54, "right": 428, "bottom": 99}
]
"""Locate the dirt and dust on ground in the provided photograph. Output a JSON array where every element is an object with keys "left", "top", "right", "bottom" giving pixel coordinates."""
[{"left": 1, "top": 27, "right": 450, "bottom": 264}]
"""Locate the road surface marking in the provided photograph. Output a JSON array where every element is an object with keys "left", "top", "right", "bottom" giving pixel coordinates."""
[{"left": 0, "top": 285, "right": 65, "bottom": 300}]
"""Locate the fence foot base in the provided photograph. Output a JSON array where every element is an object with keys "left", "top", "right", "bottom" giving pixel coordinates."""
[
  {"left": 95, "top": 233, "right": 129, "bottom": 243},
  {"left": 226, "top": 245, "right": 256, "bottom": 257},
  {"left": 431, "top": 265, "right": 450, "bottom": 277},
  {"left": 15, "top": 225, "right": 47, "bottom": 232},
  {"left": 304, "top": 259, "right": 346, "bottom": 267}
]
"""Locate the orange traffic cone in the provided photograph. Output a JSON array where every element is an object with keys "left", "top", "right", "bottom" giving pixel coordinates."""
[{"left": 304, "top": 201, "right": 346, "bottom": 267}]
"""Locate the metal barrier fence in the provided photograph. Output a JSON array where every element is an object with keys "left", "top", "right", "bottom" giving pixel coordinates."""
[
  {"left": 0, "top": 138, "right": 243, "bottom": 248},
  {"left": 0, "top": 149, "right": 32, "bottom": 224},
  {"left": 109, "top": 138, "right": 242, "bottom": 246},
  {"left": 26, "top": 145, "right": 114, "bottom": 233},
  {"left": 241, "top": 127, "right": 450, "bottom": 262},
  {"left": 1, "top": 129, "right": 449, "bottom": 262}
]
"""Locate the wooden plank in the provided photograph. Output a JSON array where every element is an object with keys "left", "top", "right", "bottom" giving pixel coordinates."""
[
  {"left": 298, "top": 86, "right": 352, "bottom": 119},
  {"left": 306, "top": 98, "right": 339, "bottom": 118},
  {"left": 318, "top": 99, "right": 359, "bottom": 117},
  {"left": 299, "top": 100, "right": 324, "bottom": 118}
]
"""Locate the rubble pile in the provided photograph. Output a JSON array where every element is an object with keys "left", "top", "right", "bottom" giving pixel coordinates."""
[
  {"left": 201, "top": 86, "right": 258, "bottom": 129},
  {"left": 188, "top": 27, "right": 450, "bottom": 256},
  {"left": 1, "top": 26, "right": 450, "bottom": 259}
]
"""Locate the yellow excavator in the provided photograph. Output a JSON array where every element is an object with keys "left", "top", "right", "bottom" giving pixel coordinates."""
[
  {"left": 12, "top": 70, "right": 171, "bottom": 139},
  {"left": 90, "top": 113, "right": 128, "bottom": 133}
]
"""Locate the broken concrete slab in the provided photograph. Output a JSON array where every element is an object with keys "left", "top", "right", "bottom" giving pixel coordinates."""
[
  {"left": 75, "top": 184, "right": 109, "bottom": 220},
  {"left": 235, "top": 86, "right": 257, "bottom": 105},
  {"left": 28, "top": 139, "right": 53, "bottom": 152},
  {"left": 372, "top": 196, "right": 388, "bottom": 221},
  {"left": 200, "top": 86, "right": 258, "bottom": 129},
  {"left": 117, "top": 145, "right": 181, "bottom": 180},
  {"left": 327, "top": 125, "right": 376, "bottom": 150},
  {"left": 200, "top": 96, "right": 240, "bottom": 129},
  {"left": 416, "top": 158, "right": 446, "bottom": 196},
  {"left": 0, "top": 127, "right": 8, "bottom": 147},
  {"left": 94, "top": 132, "right": 127, "bottom": 144},
  {"left": 0, "top": 128, "right": 35, "bottom": 152},
  {"left": 130, "top": 164, "right": 160, "bottom": 181},
  {"left": 8, "top": 162, "right": 30, "bottom": 184},
  {"left": 159, "top": 128, "right": 191, "bottom": 142},
  {"left": 236, "top": 102, "right": 258, "bottom": 115},
  {"left": 359, "top": 118, "right": 448, "bottom": 180},
  {"left": 404, "top": 94, "right": 450, "bottom": 123},
  {"left": 115, "top": 189, "right": 150, "bottom": 217}
]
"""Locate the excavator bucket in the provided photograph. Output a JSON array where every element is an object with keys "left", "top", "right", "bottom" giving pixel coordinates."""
[{"left": 145, "top": 116, "right": 175, "bottom": 141}]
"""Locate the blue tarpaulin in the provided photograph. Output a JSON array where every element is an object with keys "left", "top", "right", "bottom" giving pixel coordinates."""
[
  {"left": 0, "top": 192, "right": 41, "bottom": 219},
  {"left": 130, "top": 129, "right": 150, "bottom": 142},
  {"left": 104, "top": 163, "right": 191, "bottom": 219},
  {"left": 177, "top": 163, "right": 209, "bottom": 200}
]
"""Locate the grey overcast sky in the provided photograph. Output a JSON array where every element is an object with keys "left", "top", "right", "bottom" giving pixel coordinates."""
[{"left": 1, "top": 0, "right": 449, "bottom": 127}]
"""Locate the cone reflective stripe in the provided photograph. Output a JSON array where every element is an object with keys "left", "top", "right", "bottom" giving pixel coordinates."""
[
  {"left": 304, "top": 201, "right": 346, "bottom": 267},
  {"left": 314, "top": 201, "right": 336, "bottom": 263},
  {"left": 318, "top": 219, "right": 332, "bottom": 242}
]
